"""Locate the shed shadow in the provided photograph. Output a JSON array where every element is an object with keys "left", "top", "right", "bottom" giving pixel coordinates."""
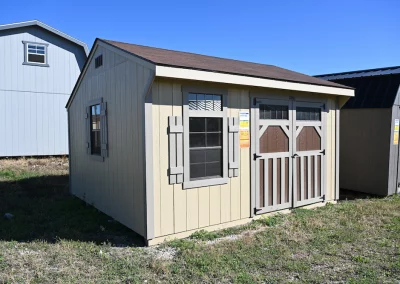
[
  {"left": 339, "top": 188, "right": 381, "bottom": 201},
  {"left": 0, "top": 175, "right": 145, "bottom": 246}
]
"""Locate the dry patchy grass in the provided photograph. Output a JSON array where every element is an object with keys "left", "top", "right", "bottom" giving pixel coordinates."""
[{"left": 0, "top": 157, "right": 399, "bottom": 283}]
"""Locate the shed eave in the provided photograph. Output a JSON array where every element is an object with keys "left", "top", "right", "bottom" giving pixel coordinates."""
[
  {"left": 155, "top": 65, "right": 355, "bottom": 97},
  {"left": 0, "top": 20, "right": 89, "bottom": 55}
]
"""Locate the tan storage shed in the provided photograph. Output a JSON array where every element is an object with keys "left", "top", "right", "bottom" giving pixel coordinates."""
[
  {"left": 66, "top": 39, "right": 354, "bottom": 245},
  {"left": 317, "top": 67, "right": 400, "bottom": 196}
]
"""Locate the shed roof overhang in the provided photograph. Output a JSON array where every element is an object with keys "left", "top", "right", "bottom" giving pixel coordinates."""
[
  {"left": 66, "top": 39, "right": 354, "bottom": 109},
  {"left": 155, "top": 65, "right": 355, "bottom": 97},
  {"left": 0, "top": 20, "right": 89, "bottom": 55}
]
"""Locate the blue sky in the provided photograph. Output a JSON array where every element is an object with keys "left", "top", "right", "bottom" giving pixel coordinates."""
[{"left": 2, "top": 0, "right": 399, "bottom": 75}]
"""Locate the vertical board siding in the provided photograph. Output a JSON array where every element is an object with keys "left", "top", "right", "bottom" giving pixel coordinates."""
[
  {"left": 0, "top": 26, "right": 86, "bottom": 157},
  {"left": 68, "top": 45, "right": 154, "bottom": 237},
  {"left": 240, "top": 90, "right": 251, "bottom": 218},
  {"left": 158, "top": 82, "right": 175, "bottom": 236},
  {"left": 228, "top": 89, "right": 241, "bottom": 221},
  {"left": 152, "top": 82, "right": 162, "bottom": 237},
  {"left": 172, "top": 83, "right": 187, "bottom": 233},
  {"left": 0, "top": 90, "right": 70, "bottom": 156},
  {"left": 152, "top": 80, "right": 251, "bottom": 238},
  {"left": 388, "top": 106, "right": 399, "bottom": 195},
  {"left": 326, "top": 98, "right": 336, "bottom": 201}
]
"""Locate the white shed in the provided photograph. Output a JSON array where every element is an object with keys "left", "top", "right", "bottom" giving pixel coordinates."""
[{"left": 0, "top": 20, "right": 88, "bottom": 157}]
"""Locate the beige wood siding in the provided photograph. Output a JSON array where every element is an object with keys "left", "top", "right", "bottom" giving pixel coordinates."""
[
  {"left": 152, "top": 81, "right": 338, "bottom": 238},
  {"left": 68, "top": 44, "right": 154, "bottom": 237},
  {"left": 152, "top": 80, "right": 251, "bottom": 238}
]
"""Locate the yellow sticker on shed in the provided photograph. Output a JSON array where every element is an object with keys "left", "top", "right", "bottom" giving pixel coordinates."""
[
  {"left": 240, "top": 120, "right": 249, "bottom": 128},
  {"left": 240, "top": 130, "right": 249, "bottom": 140},
  {"left": 394, "top": 132, "right": 399, "bottom": 145}
]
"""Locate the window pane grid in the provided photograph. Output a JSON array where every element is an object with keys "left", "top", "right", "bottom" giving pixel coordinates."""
[
  {"left": 189, "top": 93, "right": 222, "bottom": 111},
  {"left": 26, "top": 43, "right": 46, "bottom": 64},
  {"left": 189, "top": 117, "right": 223, "bottom": 180},
  {"left": 296, "top": 107, "right": 321, "bottom": 121},
  {"left": 260, "top": 104, "right": 288, "bottom": 120}
]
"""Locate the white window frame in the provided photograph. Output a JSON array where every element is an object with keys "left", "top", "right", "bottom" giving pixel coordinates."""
[
  {"left": 22, "top": 41, "right": 49, "bottom": 67},
  {"left": 182, "top": 86, "right": 228, "bottom": 189}
]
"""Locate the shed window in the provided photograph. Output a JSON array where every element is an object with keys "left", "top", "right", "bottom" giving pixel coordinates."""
[
  {"left": 182, "top": 87, "right": 228, "bottom": 189},
  {"left": 189, "top": 93, "right": 222, "bottom": 111},
  {"left": 23, "top": 42, "right": 48, "bottom": 65},
  {"left": 189, "top": 117, "right": 223, "bottom": 180},
  {"left": 259, "top": 104, "right": 288, "bottom": 120},
  {"left": 296, "top": 107, "right": 321, "bottom": 121},
  {"left": 90, "top": 104, "right": 101, "bottom": 155},
  {"left": 86, "top": 98, "right": 108, "bottom": 161}
]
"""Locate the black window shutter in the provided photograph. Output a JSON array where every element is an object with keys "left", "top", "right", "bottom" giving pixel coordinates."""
[{"left": 100, "top": 102, "right": 108, "bottom": 158}]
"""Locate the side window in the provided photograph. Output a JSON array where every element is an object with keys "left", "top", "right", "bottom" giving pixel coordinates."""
[
  {"left": 182, "top": 88, "right": 228, "bottom": 189},
  {"left": 90, "top": 104, "right": 101, "bottom": 155},
  {"left": 23, "top": 41, "right": 49, "bottom": 66},
  {"left": 86, "top": 99, "right": 108, "bottom": 161}
]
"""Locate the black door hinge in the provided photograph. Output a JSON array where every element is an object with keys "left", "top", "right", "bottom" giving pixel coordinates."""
[
  {"left": 322, "top": 104, "right": 326, "bottom": 110},
  {"left": 254, "top": 208, "right": 262, "bottom": 214},
  {"left": 320, "top": 149, "right": 325, "bottom": 155},
  {"left": 320, "top": 194, "right": 325, "bottom": 201},
  {"left": 253, "top": 153, "right": 262, "bottom": 160},
  {"left": 253, "top": 98, "right": 257, "bottom": 106}
]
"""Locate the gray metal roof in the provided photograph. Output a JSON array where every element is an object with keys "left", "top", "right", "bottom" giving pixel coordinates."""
[
  {"left": 316, "top": 67, "right": 400, "bottom": 109},
  {"left": 0, "top": 20, "right": 89, "bottom": 55},
  {"left": 316, "top": 66, "right": 400, "bottom": 80}
]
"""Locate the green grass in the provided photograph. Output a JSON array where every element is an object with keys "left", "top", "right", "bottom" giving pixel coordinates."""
[{"left": 1, "top": 158, "right": 400, "bottom": 283}]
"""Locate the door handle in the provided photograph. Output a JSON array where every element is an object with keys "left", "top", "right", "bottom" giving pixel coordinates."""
[
  {"left": 253, "top": 153, "right": 262, "bottom": 160},
  {"left": 291, "top": 154, "right": 299, "bottom": 159}
]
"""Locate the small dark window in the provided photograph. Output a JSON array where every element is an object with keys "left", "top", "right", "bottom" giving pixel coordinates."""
[
  {"left": 189, "top": 93, "right": 222, "bottom": 111},
  {"left": 27, "top": 44, "right": 46, "bottom": 64},
  {"left": 95, "top": 55, "right": 103, "bottom": 68},
  {"left": 259, "top": 104, "right": 288, "bottom": 120},
  {"left": 90, "top": 104, "right": 101, "bottom": 155},
  {"left": 296, "top": 107, "right": 321, "bottom": 121},
  {"left": 189, "top": 117, "right": 222, "bottom": 180}
]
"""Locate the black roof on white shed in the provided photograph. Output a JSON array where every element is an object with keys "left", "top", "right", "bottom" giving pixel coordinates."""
[{"left": 316, "top": 66, "right": 400, "bottom": 109}]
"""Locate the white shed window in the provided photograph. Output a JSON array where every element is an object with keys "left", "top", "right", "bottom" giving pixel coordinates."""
[
  {"left": 22, "top": 41, "right": 49, "bottom": 67},
  {"left": 182, "top": 87, "right": 228, "bottom": 189}
]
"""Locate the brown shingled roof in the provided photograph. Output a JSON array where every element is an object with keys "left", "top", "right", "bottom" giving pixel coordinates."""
[{"left": 101, "top": 39, "right": 351, "bottom": 90}]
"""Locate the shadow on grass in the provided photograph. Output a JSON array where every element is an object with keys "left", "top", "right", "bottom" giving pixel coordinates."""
[
  {"left": 0, "top": 175, "right": 145, "bottom": 246},
  {"left": 339, "top": 188, "right": 381, "bottom": 201}
]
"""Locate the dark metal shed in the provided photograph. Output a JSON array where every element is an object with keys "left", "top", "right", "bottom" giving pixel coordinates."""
[{"left": 317, "top": 67, "right": 400, "bottom": 196}]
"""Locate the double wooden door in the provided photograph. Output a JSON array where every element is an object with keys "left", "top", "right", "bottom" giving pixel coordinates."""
[{"left": 253, "top": 98, "right": 326, "bottom": 214}]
